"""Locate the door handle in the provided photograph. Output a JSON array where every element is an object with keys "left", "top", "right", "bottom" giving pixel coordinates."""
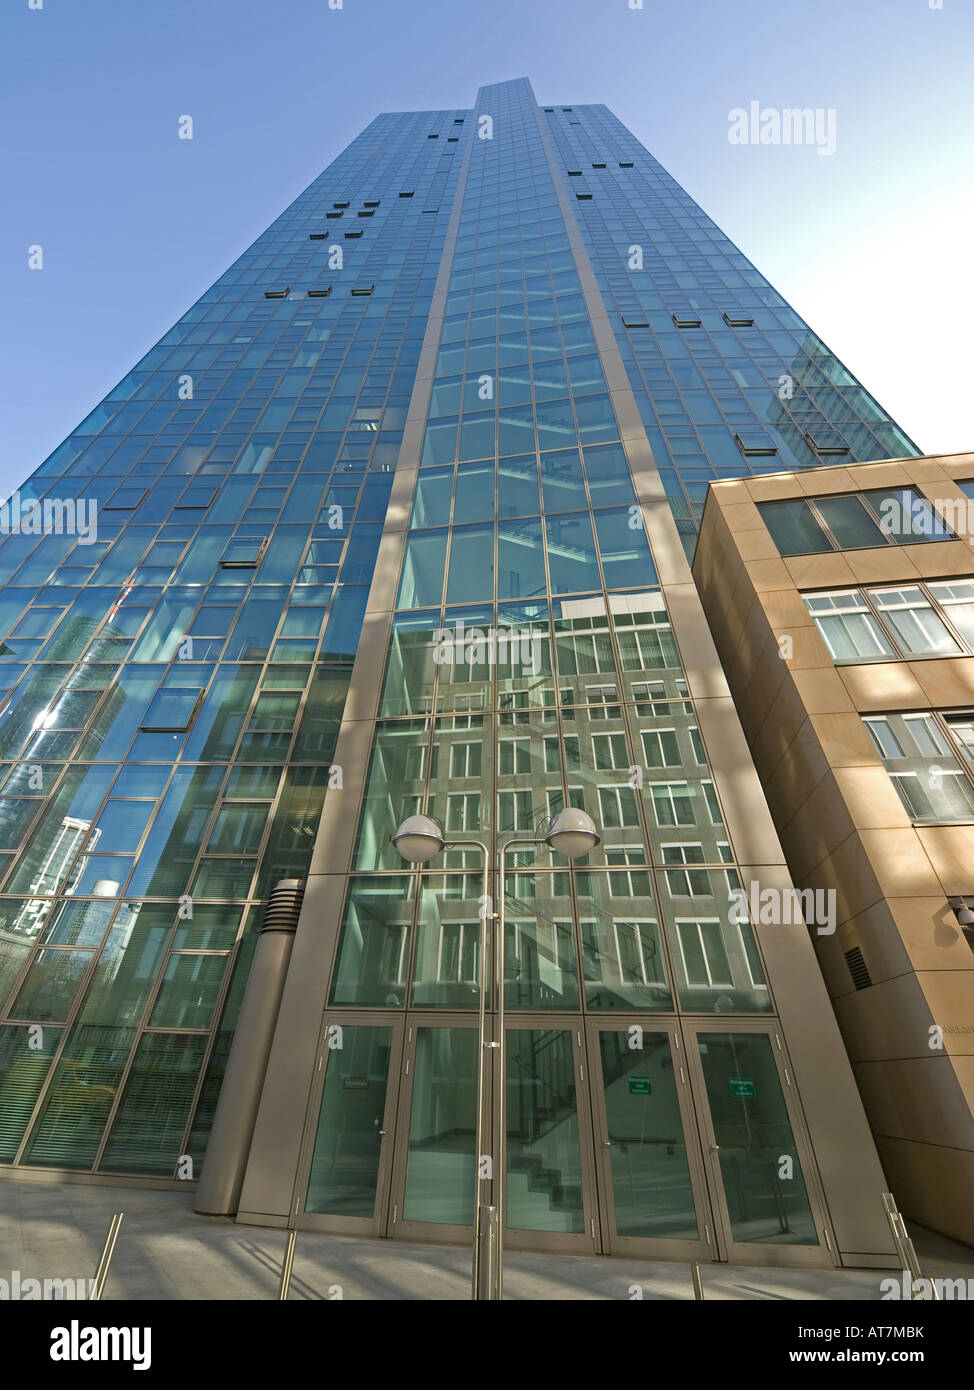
[
  {"left": 602, "top": 1140, "right": 612, "bottom": 1148},
  {"left": 710, "top": 1144, "right": 720, "bottom": 1153},
  {"left": 378, "top": 1130, "right": 388, "bottom": 1137}
]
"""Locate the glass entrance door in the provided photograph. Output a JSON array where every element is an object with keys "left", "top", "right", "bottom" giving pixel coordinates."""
[
  {"left": 685, "top": 1023, "right": 835, "bottom": 1266},
  {"left": 504, "top": 1024, "right": 598, "bottom": 1253},
  {"left": 298, "top": 1014, "right": 403, "bottom": 1236},
  {"left": 296, "top": 1015, "right": 836, "bottom": 1270},
  {"left": 586, "top": 1020, "right": 714, "bottom": 1259},
  {"left": 389, "top": 1021, "right": 479, "bottom": 1241}
]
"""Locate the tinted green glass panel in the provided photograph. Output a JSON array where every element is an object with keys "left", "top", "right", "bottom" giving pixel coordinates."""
[
  {"left": 411, "top": 873, "right": 482, "bottom": 1007},
  {"left": 598, "top": 1030, "right": 698, "bottom": 1238},
  {"left": 402, "top": 1027, "right": 477, "bottom": 1225},
  {"left": 814, "top": 495, "right": 886, "bottom": 549},
  {"left": 149, "top": 953, "right": 227, "bottom": 1029},
  {"left": 330, "top": 876, "right": 414, "bottom": 1006},
  {"left": 577, "top": 871, "right": 673, "bottom": 1011},
  {"left": 23, "top": 1023, "right": 136, "bottom": 1169},
  {"left": 8, "top": 948, "right": 93, "bottom": 1022},
  {"left": 506, "top": 1029, "right": 584, "bottom": 1232},
  {"left": 305, "top": 1025, "right": 392, "bottom": 1216},
  {"left": 80, "top": 904, "right": 172, "bottom": 1026},
  {"left": 504, "top": 873, "right": 579, "bottom": 1009},
  {"left": 0, "top": 1024, "right": 62, "bottom": 1161},
  {"left": 100, "top": 1033, "right": 208, "bottom": 1175},
  {"left": 758, "top": 500, "right": 831, "bottom": 556},
  {"left": 696, "top": 1033, "right": 818, "bottom": 1245}
]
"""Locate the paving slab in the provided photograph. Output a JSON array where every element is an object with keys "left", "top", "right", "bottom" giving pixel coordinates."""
[{"left": 0, "top": 1179, "right": 970, "bottom": 1301}]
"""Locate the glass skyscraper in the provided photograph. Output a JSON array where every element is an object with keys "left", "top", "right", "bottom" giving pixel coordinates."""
[{"left": 0, "top": 78, "right": 915, "bottom": 1267}]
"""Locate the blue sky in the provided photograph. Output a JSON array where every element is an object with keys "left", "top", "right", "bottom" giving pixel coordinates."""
[{"left": 2, "top": 0, "right": 971, "bottom": 499}]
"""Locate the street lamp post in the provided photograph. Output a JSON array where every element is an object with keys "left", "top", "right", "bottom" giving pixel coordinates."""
[{"left": 393, "top": 807, "right": 600, "bottom": 1302}]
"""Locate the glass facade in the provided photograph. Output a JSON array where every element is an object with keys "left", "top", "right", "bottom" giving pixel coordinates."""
[
  {"left": 544, "top": 105, "right": 920, "bottom": 555},
  {"left": 0, "top": 106, "right": 466, "bottom": 1176},
  {"left": 0, "top": 78, "right": 912, "bottom": 1255}
]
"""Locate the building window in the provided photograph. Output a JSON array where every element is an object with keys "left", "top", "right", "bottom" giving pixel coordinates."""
[
  {"left": 499, "top": 738, "right": 531, "bottom": 775},
  {"left": 672, "top": 313, "right": 701, "bottom": 328},
  {"left": 722, "top": 312, "right": 754, "bottom": 327},
  {"left": 219, "top": 537, "right": 266, "bottom": 569},
  {"left": 140, "top": 688, "right": 203, "bottom": 733},
  {"left": 498, "top": 789, "right": 533, "bottom": 832},
  {"left": 927, "top": 581, "right": 974, "bottom": 647},
  {"left": 175, "top": 484, "right": 217, "bottom": 510},
  {"left": 735, "top": 430, "right": 777, "bottom": 457},
  {"left": 662, "top": 844, "right": 712, "bottom": 897},
  {"left": 803, "top": 590, "right": 895, "bottom": 661},
  {"left": 760, "top": 488, "right": 954, "bottom": 556},
  {"left": 351, "top": 284, "right": 374, "bottom": 296},
  {"left": 592, "top": 732, "right": 629, "bottom": 770},
  {"left": 263, "top": 288, "right": 289, "bottom": 298},
  {"left": 805, "top": 428, "right": 850, "bottom": 456},
  {"left": 650, "top": 781, "right": 696, "bottom": 826},
  {"left": 864, "top": 711, "right": 974, "bottom": 822},
  {"left": 598, "top": 785, "right": 641, "bottom": 828},
  {"left": 676, "top": 919, "right": 733, "bottom": 989},
  {"left": 641, "top": 728, "right": 681, "bottom": 767},
  {"left": 803, "top": 582, "right": 974, "bottom": 663},
  {"left": 869, "top": 587, "right": 962, "bottom": 657},
  {"left": 104, "top": 485, "right": 148, "bottom": 510},
  {"left": 449, "top": 742, "right": 482, "bottom": 779}
]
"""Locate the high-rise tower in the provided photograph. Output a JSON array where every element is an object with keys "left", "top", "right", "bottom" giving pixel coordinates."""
[{"left": 0, "top": 78, "right": 921, "bottom": 1268}]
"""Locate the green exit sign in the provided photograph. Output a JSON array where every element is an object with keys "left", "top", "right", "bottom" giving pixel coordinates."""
[
  {"left": 628, "top": 1076, "right": 652, "bottom": 1095},
  {"left": 730, "top": 1077, "right": 755, "bottom": 1098}
]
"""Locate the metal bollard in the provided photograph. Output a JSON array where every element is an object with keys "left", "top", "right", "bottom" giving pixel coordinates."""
[
  {"left": 92, "top": 1213, "right": 124, "bottom": 1301},
  {"left": 277, "top": 1229, "right": 297, "bottom": 1301},
  {"left": 882, "top": 1192, "right": 938, "bottom": 1300},
  {"left": 473, "top": 1204, "right": 499, "bottom": 1300}
]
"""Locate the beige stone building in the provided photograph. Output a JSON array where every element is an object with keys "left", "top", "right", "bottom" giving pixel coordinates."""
[{"left": 693, "top": 454, "right": 974, "bottom": 1247}]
